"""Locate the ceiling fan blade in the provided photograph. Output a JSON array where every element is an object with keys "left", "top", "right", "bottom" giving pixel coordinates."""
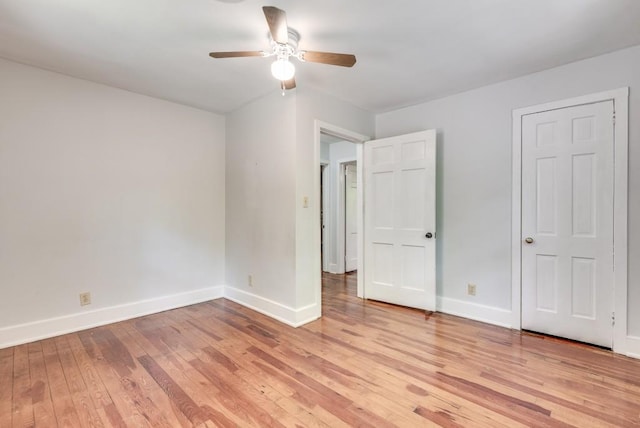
[
  {"left": 263, "top": 6, "right": 288, "bottom": 44},
  {"left": 283, "top": 78, "right": 296, "bottom": 90},
  {"left": 301, "top": 51, "right": 356, "bottom": 67},
  {"left": 209, "top": 51, "right": 264, "bottom": 58}
]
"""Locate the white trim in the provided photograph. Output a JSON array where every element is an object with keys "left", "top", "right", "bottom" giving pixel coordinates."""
[
  {"left": 626, "top": 336, "right": 640, "bottom": 359},
  {"left": 511, "top": 107, "right": 523, "bottom": 330},
  {"left": 437, "top": 297, "right": 512, "bottom": 329},
  {"left": 314, "top": 121, "right": 369, "bottom": 309},
  {"left": 321, "top": 163, "right": 330, "bottom": 273},
  {"left": 612, "top": 90, "right": 629, "bottom": 355},
  {"left": 0, "top": 286, "right": 224, "bottom": 349},
  {"left": 224, "top": 286, "right": 319, "bottom": 327},
  {"left": 511, "top": 87, "right": 629, "bottom": 354},
  {"left": 9, "top": 282, "right": 634, "bottom": 354},
  {"left": 356, "top": 143, "right": 365, "bottom": 298}
]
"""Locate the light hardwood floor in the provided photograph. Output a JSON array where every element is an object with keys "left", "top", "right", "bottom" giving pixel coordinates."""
[{"left": 2, "top": 272, "right": 640, "bottom": 427}]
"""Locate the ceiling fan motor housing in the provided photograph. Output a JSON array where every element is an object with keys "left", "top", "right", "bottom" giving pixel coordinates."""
[{"left": 269, "top": 28, "right": 300, "bottom": 61}]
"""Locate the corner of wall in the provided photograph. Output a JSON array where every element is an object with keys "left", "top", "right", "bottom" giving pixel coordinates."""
[
  {"left": 223, "top": 285, "right": 319, "bottom": 327},
  {"left": 626, "top": 336, "right": 640, "bottom": 359}
]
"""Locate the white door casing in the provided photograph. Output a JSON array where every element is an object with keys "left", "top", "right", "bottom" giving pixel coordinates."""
[
  {"left": 345, "top": 163, "right": 358, "bottom": 272},
  {"left": 321, "top": 163, "right": 329, "bottom": 272},
  {"left": 521, "top": 101, "right": 614, "bottom": 347},
  {"left": 364, "top": 130, "right": 436, "bottom": 311},
  {"left": 335, "top": 156, "right": 357, "bottom": 274}
]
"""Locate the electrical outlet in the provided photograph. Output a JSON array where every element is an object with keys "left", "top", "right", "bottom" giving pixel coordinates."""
[
  {"left": 467, "top": 283, "right": 476, "bottom": 296},
  {"left": 248, "top": 274, "right": 253, "bottom": 287},
  {"left": 79, "top": 292, "right": 91, "bottom": 306}
]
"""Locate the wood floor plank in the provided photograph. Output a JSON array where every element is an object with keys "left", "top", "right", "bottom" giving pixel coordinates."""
[
  {"left": 204, "top": 338, "right": 347, "bottom": 427},
  {"left": 183, "top": 332, "right": 335, "bottom": 427},
  {"left": 271, "top": 341, "right": 456, "bottom": 427},
  {"left": 66, "top": 333, "right": 127, "bottom": 428},
  {"left": 41, "top": 339, "right": 83, "bottom": 427},
  {"left": 94, "top": 326, "right": 187, "bottom": 428},
  {"left": 27, "top": 342, "right": 57, "bottom": 427},
  {"left": 122, "top": 314, "right": 289, "bottom": 427},
  {"left": 2, "top": 272, "right": 640, "bottom": 427},
  {"left": 120, "top": 317, "right": 246, "bottom": 427},
  {"left": 54, "top": 335, "right": 106, "bottom": 428},
  {"left": 263, "top": 314, "right": 522, "bottom": 427},
  {"left": 0, "top": 347, "right": 14, "bottom": 428},
  {"left": 11, "top": 344, "right": 34, "bottom": 428},
  {"left": 77, "top": 329, "right": 170, "bottom": 427}
]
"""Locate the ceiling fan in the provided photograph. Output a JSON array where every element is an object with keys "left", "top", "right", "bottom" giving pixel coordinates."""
[{"left": 209, "top": 6, "right": 356, "bottom": 91}]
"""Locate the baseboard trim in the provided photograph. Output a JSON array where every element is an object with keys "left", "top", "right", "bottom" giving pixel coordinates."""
[
  {"left": 0, "top": 286, "right": 224, "bottom": 349},
  {"left": 224, "top": 286, "right": 319, "bottom": 328},
  {"left": 626, "top": 336, "right": 640, "bottom": 359},
  {"left": 437, "top": 296, "right": 512, "bottom": 329}
]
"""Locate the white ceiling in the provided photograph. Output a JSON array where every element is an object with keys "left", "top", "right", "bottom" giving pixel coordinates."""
[{"left": 1, "top": 0, "right": 640, "bottom": 114}]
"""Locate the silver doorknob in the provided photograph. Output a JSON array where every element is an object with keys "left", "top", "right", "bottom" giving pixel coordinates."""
[{"left": 524, "top": 237, "right": 534, "bottom": 244}]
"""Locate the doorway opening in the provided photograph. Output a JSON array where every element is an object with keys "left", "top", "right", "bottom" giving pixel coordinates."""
[
  {"left": 320, "top": 132, "right": 359, "bottom": 276},
  {"left": 314, "top": 121, "right": 368, "bottom": 313},
  {"left": 314, "top": 122, "right": 438, "bottom": 319}
]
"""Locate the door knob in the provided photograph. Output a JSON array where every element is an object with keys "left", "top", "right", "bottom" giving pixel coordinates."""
[
  {"left": 524, "top": 237, "right": 534, "bottom": 244},
  {"left": 425, "top": 232, "right": 433, "bottom": 239}
]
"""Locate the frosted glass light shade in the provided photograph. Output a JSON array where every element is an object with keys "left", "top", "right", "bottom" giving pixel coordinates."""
[{"left": 271, "top": 59, "right": 295, "bottom": 81}]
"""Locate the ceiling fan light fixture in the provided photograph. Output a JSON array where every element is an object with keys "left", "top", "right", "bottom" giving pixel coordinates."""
[
  {"left": 209, "top": 6, "right": 355, "bottom": 91},
  {"left": 271, "top": 58, "right": 295, "bottom": 81}
]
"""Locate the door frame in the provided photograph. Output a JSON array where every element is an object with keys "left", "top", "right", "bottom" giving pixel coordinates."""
[
  {"left": 314, "top": 121, "right": 369, "bottom": 304},
  {"left": 336, "top": 159, "right": 357, "bottom": 274},
  {"left": 511, "top": 87, "right": 629, "bottom": 354},
  {"left": 321, "top": 162, "right": 329, "bottom": 273}
]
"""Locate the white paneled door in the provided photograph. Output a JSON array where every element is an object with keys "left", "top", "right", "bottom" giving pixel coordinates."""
[
  {"left": 345, "top": 163, "right": 358, "bottom": 272},
  {"left": 521, "top": 101, "right": 614, "bottom": 347},
  {"left": 364, "top": 130, "right": 436, "bottom": 310}
]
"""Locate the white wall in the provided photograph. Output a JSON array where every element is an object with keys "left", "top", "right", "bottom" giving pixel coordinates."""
[
  {"left": 323, "top": 141, "right": 357, "bottom": 273},
  {"left": 225, "top": 91, "right": 299, "bottom": 317},
  {"left": 225, "top": 88, "right": 373, "bottom": 325},
  {"left": 0, "top": 59, "right": 226, "bottom": 347},
  {"left": 376, "top": 44, "right": 640, "bottom": 336}
]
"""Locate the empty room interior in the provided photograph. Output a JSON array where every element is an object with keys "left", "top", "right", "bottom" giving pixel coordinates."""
[{"left": 1, "top": 0, "right": 640, "bottom": 426}]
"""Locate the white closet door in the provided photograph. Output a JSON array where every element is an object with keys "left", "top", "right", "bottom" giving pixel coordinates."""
[{"left": 521, "top": 101, "right": 614, "bottom": 347}]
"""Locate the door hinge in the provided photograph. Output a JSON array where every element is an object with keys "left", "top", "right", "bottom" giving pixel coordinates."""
[
  {"left": 612, "top": 312, "right": 615, "bottom": 326},
  {"left": 613, "top": 112, "right": 616, "bottom": 125}
]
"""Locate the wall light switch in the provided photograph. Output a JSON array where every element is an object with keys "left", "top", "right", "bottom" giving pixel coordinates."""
[{"left": 303, "top": 196, "right": 309, "bottom": 208}]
